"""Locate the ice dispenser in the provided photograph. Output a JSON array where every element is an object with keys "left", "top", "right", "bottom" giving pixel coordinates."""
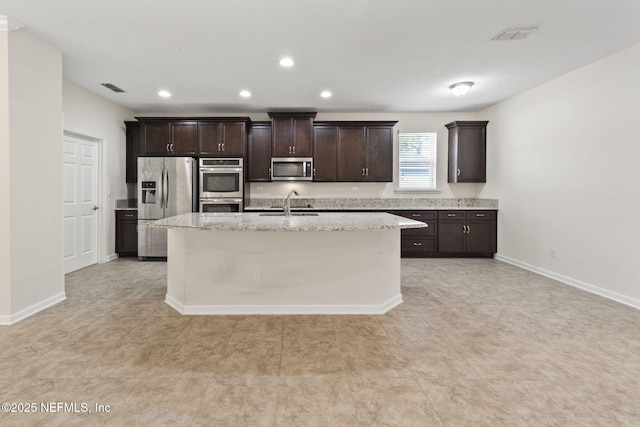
[{"left": 141, "top": 181, "right": 157, "bottom": 204}]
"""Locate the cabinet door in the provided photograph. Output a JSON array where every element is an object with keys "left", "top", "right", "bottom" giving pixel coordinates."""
[
  {"left": 249, "top": 124, "right": 272, "bottom": 181},
  {"left": 292, "top": 117, "right": 313, "bottom": 157},
  {"left": 466, "top": 211, "right": 497, "bottom": 253},
  {"left": 125, "top": 122, "right": 141, "bottom": 183},
  {"left": 197, "top": 122, "right": 222, "bottom": 155},
  {"left": 446, "top": 121, "right": 488, "bottom": 183},
  {"left": 457, "top": 126, "right": 486, "bottom": 182},
  {"left": 220, "top": 122, "right": 246, "bottom": 156},
  {"left": 272, "top": 117, "right": 293, "bottom": 157},
  {"left": 171, "top": 122, "right": 197, "bottom": 155},
  {"left": 337, "top": 126, "right": 366, "bottom": 181},
  {"left": 313, "top": 125, "right": 337, "bottom": 181},
  {"left": 142, "top": 122, "right": 171, "bottom": 155},
  {"left": 437, "top": 220, "right": 466, "bottom": 253},
  {"left": 366, "top": 126, "right": 393, "bottom": 181},
  {"left": 115, "top": 211, "right": 138, "bottom": 256}
]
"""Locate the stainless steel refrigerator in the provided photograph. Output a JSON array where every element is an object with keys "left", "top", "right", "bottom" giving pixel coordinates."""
[{"left": 138, "top": 157, "right": 196, "bottom": 259}]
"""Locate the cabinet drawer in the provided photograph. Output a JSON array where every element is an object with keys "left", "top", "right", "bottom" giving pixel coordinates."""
[
  {"left": 438, "top": 210, "right": 466, "bottom": 219},
  {"left": 467, "top": 210, "right": 496, "bottom": 220},
  {"left": 393, "top": 210, "right": 437, "bottom": 220},
  {"left": 116, "top": 210, "right": 138, "bottom": 220},
  {"left": 401, "top": 222, "right": 436, "bottom": 237},
  {"left": 401, "top": 237, "right": 437, "bottom": 253}
]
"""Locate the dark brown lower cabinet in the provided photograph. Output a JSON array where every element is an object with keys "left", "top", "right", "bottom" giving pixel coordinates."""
[
  {"left": 115, "top": 210, "right": 138, "bottom": 257},
  {"left": 392, "top": 209, "right": 497, "bottom": 257},
  {"left": 437, "top": 210, "right": 496, "bottom": 256},
  {"left": 392, "top": 211, "right": 438, "bottom": 257}
]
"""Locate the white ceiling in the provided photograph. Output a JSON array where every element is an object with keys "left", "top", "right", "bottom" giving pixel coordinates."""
[{"left": 2, "top": 0, "right": 640, "bottom": 114}]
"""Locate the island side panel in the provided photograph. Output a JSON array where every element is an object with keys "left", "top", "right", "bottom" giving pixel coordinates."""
[{"left": 165, "top": 228, "right": 402, "bottom": 315}]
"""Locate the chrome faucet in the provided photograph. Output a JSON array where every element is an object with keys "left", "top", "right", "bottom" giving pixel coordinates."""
[{"left": 283, "top": 189, "right": 299, "bottom": 216}]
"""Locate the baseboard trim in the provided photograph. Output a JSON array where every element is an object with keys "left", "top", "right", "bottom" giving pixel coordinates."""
[
  {"left": 105, "top": 253, "right": 118, "bottom": 262},
  {"left": 165, "top": 294, "right": 403, "bottom": 315},
  {"left": 0, "top": 292, "right": 67, "bottom": 325},
  {"left": 495, "top": 254, "right": 640, "bottom": 311}
]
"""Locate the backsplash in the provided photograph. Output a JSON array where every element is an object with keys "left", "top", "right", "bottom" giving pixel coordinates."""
[{"left": 246, "top": 197, "right": 498, "bottom": 210}]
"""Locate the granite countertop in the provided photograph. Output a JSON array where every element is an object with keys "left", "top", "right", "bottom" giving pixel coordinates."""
[
  {"left": 139, "top": 212, "right": 427, "bottom": 232},
  {"left": 245, "top": 197, "right": 498, "bottom": 211}
]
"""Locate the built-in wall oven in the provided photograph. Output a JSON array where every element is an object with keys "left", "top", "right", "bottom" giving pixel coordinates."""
[{"left": 198, "top": 158, "right": 244, "bottom": 212}]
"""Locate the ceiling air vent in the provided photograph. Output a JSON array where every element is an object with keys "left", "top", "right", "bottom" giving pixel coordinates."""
[
  {"left": 492, "top": 26, "right": 539, "bottom": 41},
  {"left": 101, "top": 83, "right": 126, "bottom": 93}
]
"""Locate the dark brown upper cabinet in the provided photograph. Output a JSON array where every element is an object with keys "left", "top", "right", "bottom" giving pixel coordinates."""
[
  {"left": 313, "top": 125, "right": 338, "bottom": 181},
  {"left": 125, "top": 121, "right": 141, "bottom": 183},
  {"left": 248, "top": 122, "right": 273, "bottom": 182},
  {"left": 268, "top": 112, "right": 316, "bottom": 157},
  {"left": 332, "top": 122, "right": 396, "bottom": 182},
  {"left": 445, "top": 120, "right": 489, "bottom": 183},
  {"left": 141, "top": 120, "right": 197, "bottom": 156},
  {"left": 198, "top": 121, "right": 247, "bottom": 157}
]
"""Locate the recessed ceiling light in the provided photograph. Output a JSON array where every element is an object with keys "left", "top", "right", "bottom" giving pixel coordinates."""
[
  {"left": 158, "top": 90, "right": 171, "bottom": 98},
  {"left": 279, "top": 57, "right": 294, "bottom": 67},
  {"left": 320, "top": 91, "right": 332, "bottom": 98},
  {"left": 239, "top": 90, "right": 251, "bottom": 98}
]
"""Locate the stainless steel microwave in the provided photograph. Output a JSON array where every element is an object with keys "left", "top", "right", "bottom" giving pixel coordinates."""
[{"left": 271, "top": 157, "right": 313, "bottom": 181}]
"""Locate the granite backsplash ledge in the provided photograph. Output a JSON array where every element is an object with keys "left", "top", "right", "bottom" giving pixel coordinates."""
[{"left": 246, "top": 198, "right": 498, "bottom": 210}]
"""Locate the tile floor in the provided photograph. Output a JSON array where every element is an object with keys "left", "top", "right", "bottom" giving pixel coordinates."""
[{"left": 1, "top": 258, "right": 639, "bottom": 426}]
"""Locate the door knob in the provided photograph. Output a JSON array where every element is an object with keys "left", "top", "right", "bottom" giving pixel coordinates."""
[{"left": 92, "top": 206, "right": 99, "bottom": 211}]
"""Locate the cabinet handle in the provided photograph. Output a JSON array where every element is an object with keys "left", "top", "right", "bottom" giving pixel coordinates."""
[
  {"left": 217, "top": 143, "right": 221, "bottom": 151},
  {"left": 413, "top": 242, "right": 422, "bottom": 246},
  {"left": 313, "top": 168, "right": 316, "bottom": 177},
  {"left": 362, "top": 168, "right": 365, "bottom": 176},
  {"left": 457, "top": 168, "right": 461, "bottom": 176},
  {"left": 447, "top": 213, "right": 456, "bottom": 217},
  {"left": 365, "top": 168, "right": 369, "bottom": 176},
  {"left": 170, "top": 143, "right": 174, "bottom": 152},
  {"left": 222, "top": 143, "right": 225, "bottom": 151},
  {"left": 412, "top": 214, "right": 421, "bottom": 217},
  {"left": 166, "top": 143, "right": 170, "bottom": 152},
  {"left": 292, "top": 146, "right": 295, "bottom": 155},
  {"left": 476, "top": 213, "right": 485, "bottom": 217},
  {"left": 268, "top": 168, "right": 272, "bottom": 177}
]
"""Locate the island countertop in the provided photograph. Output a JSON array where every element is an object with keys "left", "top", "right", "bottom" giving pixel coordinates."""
[{"left": 140, "top": 212, "right": 427, "bottom": 232}]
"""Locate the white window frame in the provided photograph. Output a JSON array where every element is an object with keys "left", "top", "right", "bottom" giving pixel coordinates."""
[{"left": 396, "top": 131, "right": 438, "bottom": 192}]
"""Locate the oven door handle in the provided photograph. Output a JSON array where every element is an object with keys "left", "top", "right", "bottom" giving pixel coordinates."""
[{"left": 200, "top": 167, "right": 243, "bottom": 173}]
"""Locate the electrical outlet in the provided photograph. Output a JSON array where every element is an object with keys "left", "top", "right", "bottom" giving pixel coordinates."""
[
  {"left": 549, "top": 248, "right": 556, "bottom": 258},
  {"left": 253, "top": 270, "right": 262, "bottom": 282}
]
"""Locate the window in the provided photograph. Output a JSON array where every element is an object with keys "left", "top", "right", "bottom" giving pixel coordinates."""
[{"left": 398, "top": 132, "right": 437, "bottom": 190}]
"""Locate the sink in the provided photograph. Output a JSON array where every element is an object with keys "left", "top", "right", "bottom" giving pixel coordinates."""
[{"left": 259, "top": 213, "right": 319, "bottom": 217}]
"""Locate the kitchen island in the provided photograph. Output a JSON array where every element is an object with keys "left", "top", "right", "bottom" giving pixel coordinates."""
[{"left": 141, "top": 212, "right": 427, "bottom": 315}]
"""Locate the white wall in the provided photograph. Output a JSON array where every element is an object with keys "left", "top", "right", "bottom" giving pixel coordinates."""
[
  {"left": 1, "top": 29, "right": 64, "bottom": 322},
  {"left": 480, "top": 43, "right": 640, "bottom": 307},
  {"left": 62, "top": 81, "right": 135, "bottom": 258},
  {"left": 0, "top": 31, "right": 11, "bottom": 318}
]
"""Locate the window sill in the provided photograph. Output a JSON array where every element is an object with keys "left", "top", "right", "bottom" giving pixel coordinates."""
[{"left": 394, "top": 188, "right": 441, "bottom": 194}]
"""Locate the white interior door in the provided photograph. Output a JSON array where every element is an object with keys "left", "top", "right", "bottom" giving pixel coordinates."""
[{"left": 63, "top": 134, "right": 99, "bottom": 273}]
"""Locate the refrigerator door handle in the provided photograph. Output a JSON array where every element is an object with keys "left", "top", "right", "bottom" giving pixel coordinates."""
[
  {"left": 165, "top": 166, "right": 170, "bottom": 207},
  {"left": 161, "top": 167, "right": 167, "bottom": 209}
]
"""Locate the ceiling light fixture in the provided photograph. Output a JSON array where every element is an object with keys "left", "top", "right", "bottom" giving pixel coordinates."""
[
  {"left": 158, "top": 90, "right": 171, "bottom": 98},
  {"left": 239, "top": 90, "right": 251, "bottom": 98},
  {"left": 279, "top": 57, "right": 294, "bottom": 67},
  {"left": 320, "top": 91, "right": 332, "bottom": 98},
  {"left": 449, "top": 82, "right": 473, "bottom": 96}
]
